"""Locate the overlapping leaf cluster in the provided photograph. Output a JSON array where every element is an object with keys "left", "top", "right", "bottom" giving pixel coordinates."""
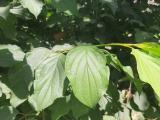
[{"left": 0, "top": 0, "right": 160, "bottom": 120}]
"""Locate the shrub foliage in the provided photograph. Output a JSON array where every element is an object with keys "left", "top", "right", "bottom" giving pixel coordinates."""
[{"left": 0, "top": 0, "right": 160, "bottom": 120}]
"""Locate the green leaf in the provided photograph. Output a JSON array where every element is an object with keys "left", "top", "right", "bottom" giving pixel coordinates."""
[
  {"left": 8, "top": 62, "right": 33, "bottom": 99},
  {"left": 131, "top": 49, "right": 160, "bottom": 98},
  {"left": 26, "top": 47, "right": 51, "bottom": 71},
  {"left": 106, "top": 52, "right": 143, "bottom": 93},
  {"left": 136, "top": 42, "right": 160, "bottom": 57},
  {"left": 0, "top": 5, "right": 10, "bottom": 20},
  {"left": 0, "top": 78, "right": 26, "bottom": 107},
  {"left": 20, "top": 0, "right": 43, "bottom": 18},
  {"left": 70, "top": 95, "right": 90, "bottom": 119},
  {"left": 0, "top": 15, "right": 17, "bottom": 40},
  {"left": 46, "top": 0, "right": 78, "bottom": 15},
  {"left": 65, "top": 46, "right": 110, "bottom": 108},
  {"left": 0, "top": 45, "right": 25, "bottom": 67},
  {"left": 0, "top": 106, "right": 18, "bottom": 120},
  {"left": 29, "top": 53, "right": 66, "bottom": 111},
  {"left": 49, "top": 97, "right": 70, "bottom": 120},
  {"left": 135, "top": 29, "right": 155, "bottom": 42}
]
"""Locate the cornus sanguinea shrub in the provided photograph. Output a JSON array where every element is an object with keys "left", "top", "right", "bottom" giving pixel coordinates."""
[{"left": 0, "top": 0, "right": 160, "bottom": 120}]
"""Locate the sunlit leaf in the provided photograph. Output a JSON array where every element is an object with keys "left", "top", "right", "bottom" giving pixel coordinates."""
[
  {"left": 133, "top": 92, "right": 150, "bottom": 111},
  {"left": 20, "top": 0, "right": 43, "bottom": 18},
  {"left": 29, "top": 53, "right": 66, "bottom": 111},
  {"left": 136, "top": 42, "right": 160, "bottom": 57},
  {"left": 132, "top": 49, "right": 160, "bottom": 98},
  {"left": 65, "top": 46, "right": 110, "bottom": 108},
  {"left": 26, "top": 47, "right": 51, "bottom": 71}
]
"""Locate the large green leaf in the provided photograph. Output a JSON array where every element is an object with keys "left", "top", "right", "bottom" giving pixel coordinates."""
[
  {"left": 20, "top": 0, "right": 43, "bottom": 18},
  {"left": 8, "top": 62, "right": 33, "bottom": 99},
  {"left": 29, "top": 53, "right": 66, "bottom": 111},
  {"left": 65, "top": 46, "right": 110, "bottom": 108},
  {"left": 0, "top": 106, "right": 18, "bottom": 120},
  {"left": 131, "top": 49, "right": 160, "bottom": 97},
  {"left": 0, "top": 45, "right": 25, "bottom": 67}
]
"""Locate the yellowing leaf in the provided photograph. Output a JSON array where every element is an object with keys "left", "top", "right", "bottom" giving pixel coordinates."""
[{"left": 136, "top": 42, "right": 160, "bottom": 57}]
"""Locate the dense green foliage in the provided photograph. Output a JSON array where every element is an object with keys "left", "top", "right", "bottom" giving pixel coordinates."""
[{"left": 0, "top": 0, "right": 160, "bottom": 120}]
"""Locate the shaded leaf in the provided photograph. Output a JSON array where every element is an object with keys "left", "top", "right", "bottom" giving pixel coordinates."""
[
  {"left": 70, "top": 95, "right": 90, "bottom": 119},
  {"left": 49, "top": 96, "right": 70, "bottom": 120},
  {"left": 0, "top": 15, "right": 17, "bottom": 39},
  {"left": 135, "top": 29, "right": 156, "bottom": 43},
  {"left": 8, "top": 62, "right": 33, "bottom": 99},
  {"left": 46, "top": 0, "right": 78, "bottom": 15},
  {"left": 0, "top": 45, "right": 25, "bottom": 67},
  {"left": 0, "top": 78, "right": 26, "bottom": 107},
  {"left": 0, "top": 106, "right": 18, "bottom": 120},
  {"left": 102, "top": 0, "right": 118, "bottom": 14}
]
